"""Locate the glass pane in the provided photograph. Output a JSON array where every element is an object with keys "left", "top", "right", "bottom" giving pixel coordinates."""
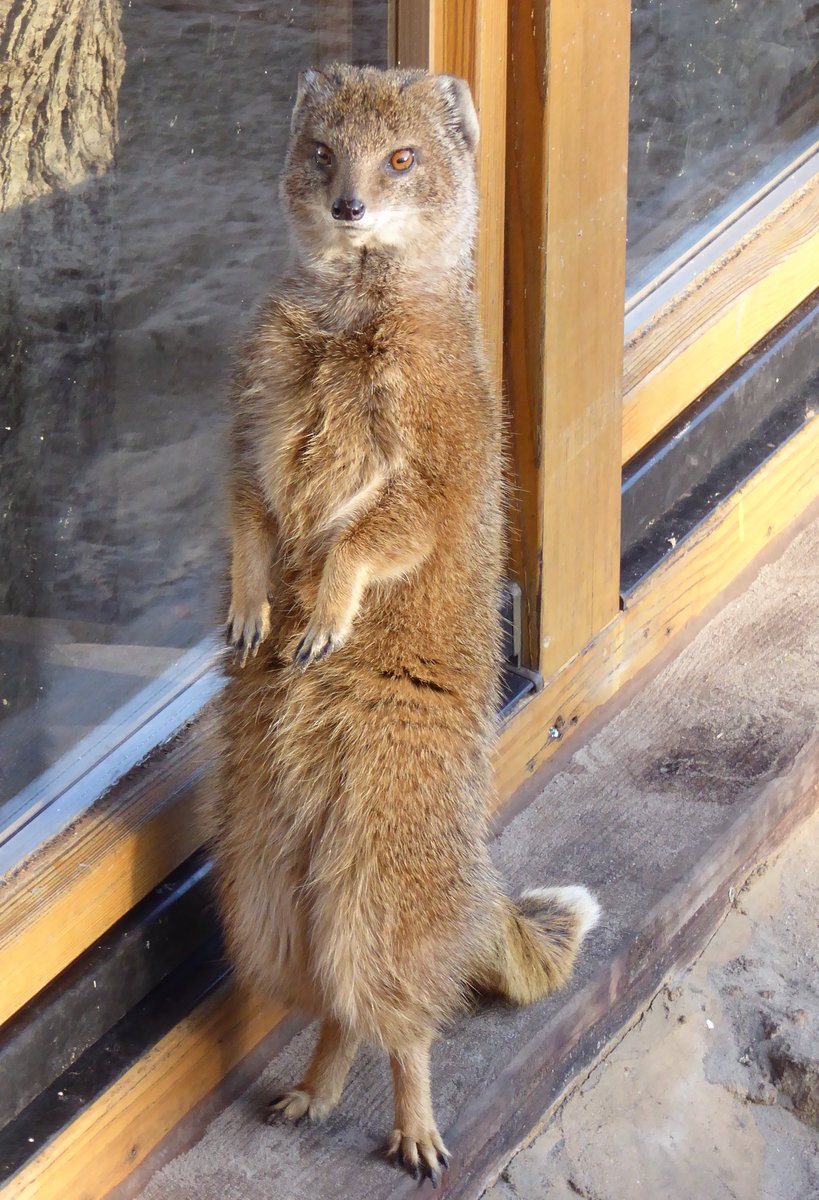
[
  {"left": 0, "top": 2, "right": 388, "bottom": 837},
  {"left": 627, "top": 0, "right": 819, "bottom": 294}
]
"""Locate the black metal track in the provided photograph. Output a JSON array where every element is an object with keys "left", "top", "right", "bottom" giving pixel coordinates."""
[
  {"left": 0, "top": 937, "right": 229, "bottom": 1183},
  {"left": 621, "top": 291, "right": 819, "bottom": 594},
  {"left": 0, "top": 854, "right": 215, "bottom": 1132}
]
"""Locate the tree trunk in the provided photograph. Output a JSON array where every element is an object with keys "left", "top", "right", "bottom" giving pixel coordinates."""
[{"left": 0, "top": 0, "right": 125, "bottom": 211}]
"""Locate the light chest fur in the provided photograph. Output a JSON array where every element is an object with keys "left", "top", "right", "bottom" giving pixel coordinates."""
[{"left": 254, "top": 304, "right": 409, "bottom": 563}]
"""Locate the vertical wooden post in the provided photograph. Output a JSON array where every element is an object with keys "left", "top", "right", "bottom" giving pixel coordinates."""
[
  {"left": 505, "top": 0, "right": 630, "bottom": 674},
  {"left": 390, "top": 1, "right": 429, "bottom": 69},
  {"left": 394, "top": 0, "right": 508, "bottom": 390}
]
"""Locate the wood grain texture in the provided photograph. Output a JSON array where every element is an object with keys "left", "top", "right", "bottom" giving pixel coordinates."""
[
  {"left": 503, "top": 0, "right": 547, "bottom": 669},
  {"left": 622, "top": 178, "right": 819, "bottom": 465},
  {"left": 0, "top": 735, "right": 204, "bottom": 1028},
  {"left": 504, "top": 0, "right": 629, "bottom": 672},
  {"left": 391, "top": 0, "right": 429, "bottom": 68},
  {"left": 493, "top": 412, "right": 819, "bottom": 798},
  {"left": 393, "top": 1, "right": 507, "bottom": 384},
  {"left": 2, "top": 981, "right": 284, "bottom": 1200},
  {"left": 429, "top": 0, "right": 508, "bottom": 388}
]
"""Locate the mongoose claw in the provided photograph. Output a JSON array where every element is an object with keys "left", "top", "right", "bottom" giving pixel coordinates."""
[
  {"left": 387, "top": 1129, "right": 449, "bottom": 1188},
  {"left": 226, "top": 601, "right": 270, "bottom": 666},
  {"left": 293, "top": 627, "right": 338, "bottom": 669},
  {"left": 265, "top": 1088, "right": 317, "bottom": 1124}
]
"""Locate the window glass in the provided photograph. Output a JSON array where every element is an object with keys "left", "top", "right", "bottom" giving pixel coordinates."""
[
  {"left": 627, "top": 0, "right": 819, "bottom": 295},
  {"left": 0, "top": 1, "right": 388, "bottom": 837}
]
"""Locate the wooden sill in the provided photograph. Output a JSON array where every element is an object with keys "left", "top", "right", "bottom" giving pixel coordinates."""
[
  {"left": 3, "top": 981, "right": 285, "bottom": 1200},
  {"left": 622, "top": 166, "right": 819, "bottom": 466},
  {"left": 0, "top": 737, "right": 205, "bottom": 1029},
  {"left": 498, "top": 411, "right": 819, "bottom": 795}
]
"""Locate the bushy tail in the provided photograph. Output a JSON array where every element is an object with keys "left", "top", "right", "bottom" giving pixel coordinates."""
[{"left": 474, "top": 886, "right": 601, "bottom": 1005}]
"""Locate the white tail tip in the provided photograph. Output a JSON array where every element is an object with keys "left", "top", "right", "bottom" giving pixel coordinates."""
[{"left": 520, "top": 885, "right": 601, "bottom": 941}]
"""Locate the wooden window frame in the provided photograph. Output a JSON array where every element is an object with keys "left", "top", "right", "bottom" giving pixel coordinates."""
[
  {"left": 622, "top": 147, "right": 819, "bottom": 465},
  {"left": 3, "top": 2, "right": 818, "bottom": 1193}
]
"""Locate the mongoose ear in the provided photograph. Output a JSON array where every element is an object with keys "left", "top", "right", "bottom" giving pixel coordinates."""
[
  {"left": 290, "top": 68, "right": 336, "bottom": 134},
  {"left": 436, "top": 75, "right": 480, "bottom": 155}
]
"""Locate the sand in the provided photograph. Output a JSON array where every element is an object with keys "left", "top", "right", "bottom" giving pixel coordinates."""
[{"left": 486, "top": 812, "right": 819, "bottom": 1200}]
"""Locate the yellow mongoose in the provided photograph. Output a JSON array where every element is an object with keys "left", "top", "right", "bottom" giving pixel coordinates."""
[{"left": 207, "top": 64, "right": 599, "bottom": 1185}]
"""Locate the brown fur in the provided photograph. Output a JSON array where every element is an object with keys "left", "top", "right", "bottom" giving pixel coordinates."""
[{"left": 205, "top": 64, "right": 598, "bottom": 1185}]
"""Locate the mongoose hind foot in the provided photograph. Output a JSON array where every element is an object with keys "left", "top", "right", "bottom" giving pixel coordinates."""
[
  {"left": 266, "top": 1087, "right": 335, "bottom": 1125},
  {"left": 387, "top": 1127, "right": 451, "bottom": 1188}
]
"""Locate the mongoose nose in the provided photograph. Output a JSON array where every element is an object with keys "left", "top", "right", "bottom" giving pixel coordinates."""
[{"left": 331, "top": 197, "right": 366, "bottom": 222}]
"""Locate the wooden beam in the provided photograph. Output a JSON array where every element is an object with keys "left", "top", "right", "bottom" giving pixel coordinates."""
[
  {"left": 429, "top": 0, "right": 508, "bottom": 388},
  {"left": 391, "top": 0, "right": 429, "bottom": 68},
  {"left": 622, "top": 179, "right": 819, "bottom": 465},
  {"left": 394, "top": 1, "right": 507, "bottom": 388},
  {"left": 505, "top": 0, "right": 630, "bottom": 672},
  {"left": 2, "top": 981, "right": 284, "bottom": 1200},
  {"left": 0, "top": 740, "right": 203, "bottom": 1029}
]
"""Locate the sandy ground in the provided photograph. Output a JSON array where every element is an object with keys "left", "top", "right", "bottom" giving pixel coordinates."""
[{"left": 486, "top": 811, "right": 819, "bottom": 1200}]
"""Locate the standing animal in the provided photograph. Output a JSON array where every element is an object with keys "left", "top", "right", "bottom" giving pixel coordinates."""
[{"left": 206, "top": 63, "right": 599, "bottom": 1186}]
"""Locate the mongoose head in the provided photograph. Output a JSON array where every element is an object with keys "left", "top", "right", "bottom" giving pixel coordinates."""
[{"left": 281, "top": 65, "right": 479, "bottom": 272}]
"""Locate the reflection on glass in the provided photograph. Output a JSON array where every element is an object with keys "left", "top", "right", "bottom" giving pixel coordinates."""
[
  {"left": 627, "top": 0, "right": 819, "bottom": 294},
  {"left": 0, "top": 1, "right": 388, "bottom": 834}
]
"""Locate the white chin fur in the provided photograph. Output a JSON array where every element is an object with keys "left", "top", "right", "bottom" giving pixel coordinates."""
[
  {"left": 520, "top": 885, "right": 601, "bottom": 941},
  {"left": 318, "top": 208, "right": 426, "bottom": 252}
]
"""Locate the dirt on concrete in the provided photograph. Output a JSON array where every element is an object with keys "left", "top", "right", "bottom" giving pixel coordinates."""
[{"left": 486, "top": 809, "right": 819, "bottom": 1200}]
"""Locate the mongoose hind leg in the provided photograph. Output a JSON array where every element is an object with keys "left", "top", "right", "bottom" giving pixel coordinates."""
[
  {"left": 386, "top": 1036, "right": 450, "bottom": 1187},
  {"left": 266, "top": 1018, "right": 359, "bottom": 1125}
]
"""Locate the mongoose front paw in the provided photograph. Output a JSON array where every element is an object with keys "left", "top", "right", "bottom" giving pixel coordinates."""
[
  {"left": 226, "top": 598, "right": 270, "bottom": 667},
  {"left": 387, "top": 1128, "right": 450, "bottom": 1188},
  {"left": 292, "top": 621, "right": 343, "bottom": 669}
]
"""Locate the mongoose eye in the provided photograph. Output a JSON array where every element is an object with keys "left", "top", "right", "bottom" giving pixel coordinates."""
[
  {"left": 389, "top": 148, "right": 415, "bottom": 172},
  {"left": 314, "top": 143, "right": 333, "bottom": 168}
]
